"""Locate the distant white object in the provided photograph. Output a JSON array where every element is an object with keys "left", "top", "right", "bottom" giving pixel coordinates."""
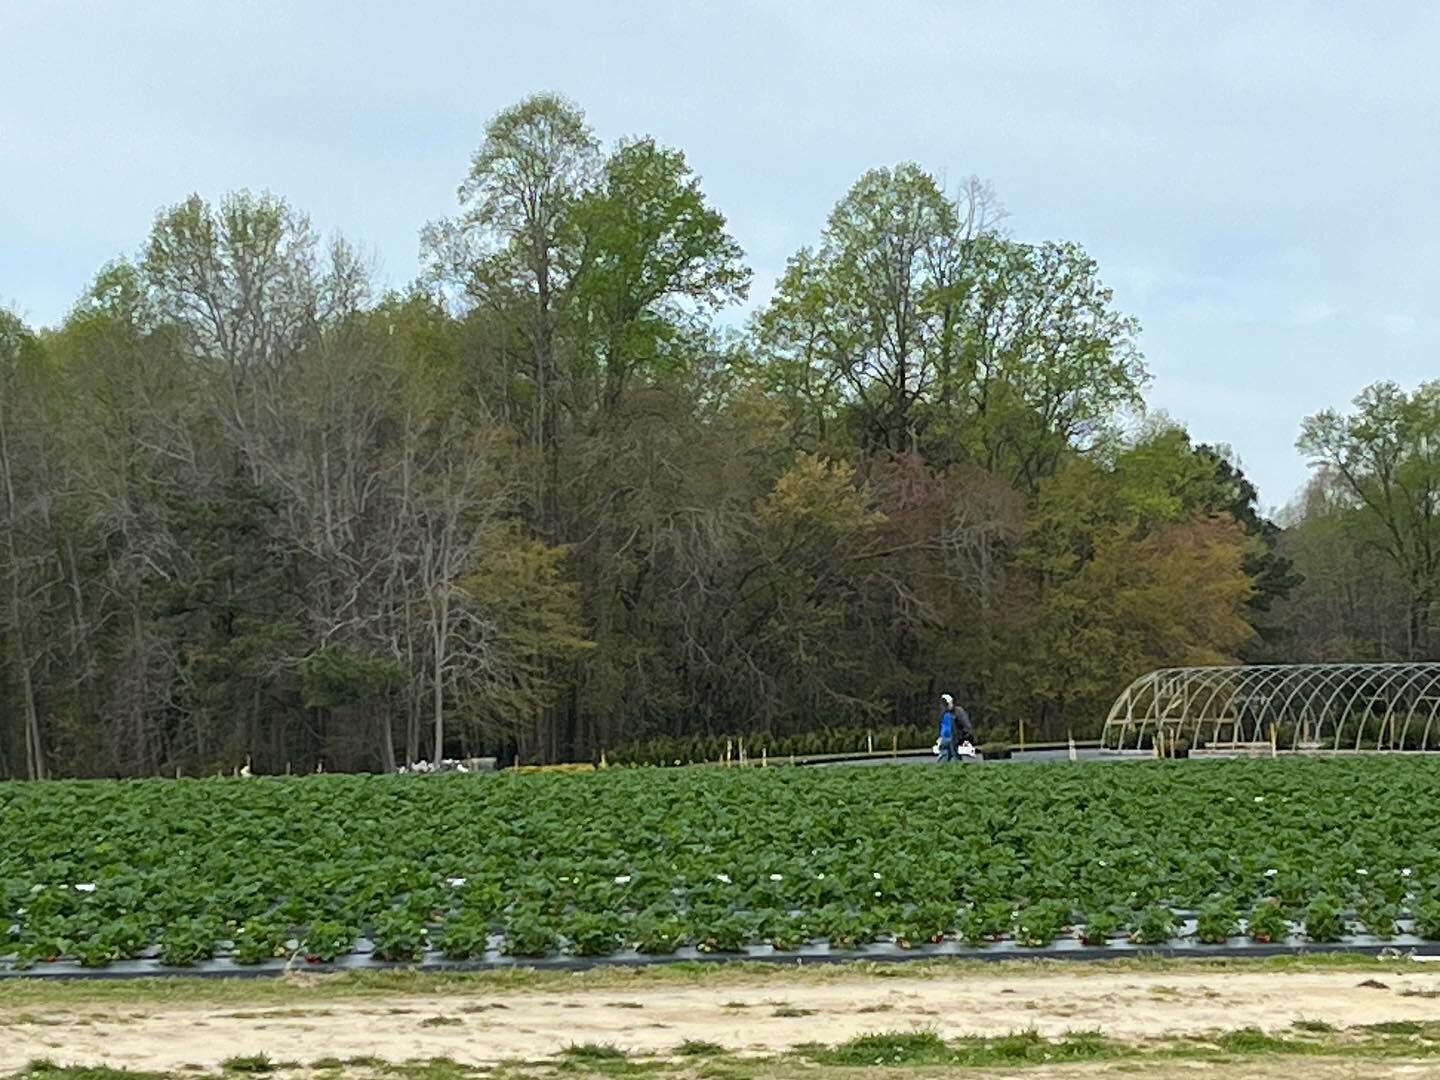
[{"left": 956, "top": 741, "right": 976, "bottom": 758}]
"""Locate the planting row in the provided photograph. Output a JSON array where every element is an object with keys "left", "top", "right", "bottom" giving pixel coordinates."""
[{"left": 5, "top": 758, "right": 1440, "bottom": 968}]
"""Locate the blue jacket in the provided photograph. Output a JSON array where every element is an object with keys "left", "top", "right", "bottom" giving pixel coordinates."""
[{"left": 939, "top": 709, "right": 954, "bottom": 740}]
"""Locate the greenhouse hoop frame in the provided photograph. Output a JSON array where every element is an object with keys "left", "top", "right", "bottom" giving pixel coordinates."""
[{"left": 1100, "top": 662, "right": 1440, "bottom": 751}]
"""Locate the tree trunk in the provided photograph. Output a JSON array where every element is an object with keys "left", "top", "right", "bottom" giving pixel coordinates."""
[{"left": 432, "top": 593, "right": 448, "bottom": 761}]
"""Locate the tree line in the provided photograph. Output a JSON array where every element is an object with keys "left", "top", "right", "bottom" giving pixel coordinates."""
[{"left": 0, "top": 93, "right": 1431, "bottom": 778}]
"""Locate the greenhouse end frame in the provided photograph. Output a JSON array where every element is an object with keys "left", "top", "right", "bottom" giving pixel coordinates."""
[{"left": 1100, "top": 662, "right": 1440, "bottom": 751}]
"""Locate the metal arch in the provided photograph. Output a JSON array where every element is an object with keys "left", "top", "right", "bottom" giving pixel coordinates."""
[{"left": 1100, "top": 663, "right": 1440, "bottom": 751}]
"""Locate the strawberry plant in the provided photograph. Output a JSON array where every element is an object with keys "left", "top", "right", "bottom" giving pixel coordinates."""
[
  {"left": 1413, "top": 897, "right": 1440, "bottom": 939},
  {"left": 302, "top": 919, "right": 355, "bottom": 963},
  {"left": 696, "top": 912, "right": 755, "bottom": 954},
  {"left": 759, "top": 912, "right": 808, "bottom": 951},
  {"left": 503, "top": 910, "right": 558, "bottom": 957},
  {"left": 371, "top": 909, "right": 427, "bottom": 963},
  {"left": 1014, "top": 901, "right": 1066, "bottom": 947},
  {"left": 959, "top": 902, "right": 1013, "bottom": 946},
  {"left": 1246, "top": 900, "right": 1290, "bottom": 943},
  {"left": 894, "top": 902, "right": 955, "bottom": 948},
  {"left": 5, "top": 759, "right": 1440, "bottom": 966},
  {"left": 1195, "top": 897, "right": 1239, "bottom": 944},
  {"left": 1129, "top": 905, "right": 1178, "bottom": 945},
  {"left": 439, "top": 910, "right": 492, "bottom": 960},
  {"left": 1302, "top": 896, "right": 1348, "bottom": 942},
  {"left": 628, "top": 909, "right": 688, "bottom": 954},
  {"left": 1357, "top": 896, "right": 1399, "bottom": 938},
  {"left": 159, "top": 917, "right": 218, "bottom": 966},
  {"left": 232, "top": 916, "right": 291, "bottom": 965},
  {"left": 562, "top": 912, "right": 623, "bottom": 957},
  {"left": 1078, "top": 907, "right": 1122, "bottom": 946}
]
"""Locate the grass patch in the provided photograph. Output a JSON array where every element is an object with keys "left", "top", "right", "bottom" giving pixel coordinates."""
[
  {"left": 18, "top": 1064, "right": 169, "bottom": 1080},
  {"left": 1212, "top": 1027, "right": 1300, "bottom": 1054},
  {"left": 1362, "top": 1019, "right": 1424, "bottom": 1035},
  {"left": 560, "top": 1043, "right": 629, "bottom": 1063},
  {"left": 0, "top": 953, "right": 1426, "bottom": 1010},
  {"left": 801, "top": 1030, "right": 952, "bottom": 1066},
  {"left": 220, "top": 1056, "right": 278, "bottom": 1074},
  {"left": 771, "top": 1005, "right": 814, "bottom": 1017},
  {"left": 420, "top": 1015, "right": 464, "bottom": 1027},
  {"left": 1292, "top": 1018, "right": 1336, "bottom": 1033},
  {"left": 674, "top": 1040, "right": 726, "bottom": 1057}
]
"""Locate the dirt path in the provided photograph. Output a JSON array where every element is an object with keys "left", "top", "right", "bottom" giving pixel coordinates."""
[{"left": 3, "top": 968, "right": 1440, "bottom": 1072}]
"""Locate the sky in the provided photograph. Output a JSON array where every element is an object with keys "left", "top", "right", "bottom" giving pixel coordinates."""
[{"left": 3, "top": 1, "right": 1437, "bottom": 509}]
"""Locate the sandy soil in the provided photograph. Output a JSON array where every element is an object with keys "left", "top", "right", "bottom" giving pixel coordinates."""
[{"left": 3, "top": 968, "right": 1440, "bottom": 1072}]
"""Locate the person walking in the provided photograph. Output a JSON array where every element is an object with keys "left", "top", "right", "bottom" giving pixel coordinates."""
[
  {"left": 954, "top": 697, "right": 974, "bottom": 750},
  {"left": 936, "top": 694, "right": 957, "bottom": 763}
]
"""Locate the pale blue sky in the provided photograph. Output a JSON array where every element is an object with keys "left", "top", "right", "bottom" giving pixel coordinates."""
[{"left": 3, "top": 1, "right": 1436, "bottom": 507}]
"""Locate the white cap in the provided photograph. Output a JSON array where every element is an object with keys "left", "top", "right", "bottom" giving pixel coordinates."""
[{"left": 941, "top": 693, "right": 953, "bottom": 705}]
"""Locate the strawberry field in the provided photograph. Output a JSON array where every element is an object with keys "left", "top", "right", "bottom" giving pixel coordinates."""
[{"left": 5, "top": 758, "right": 1440, "bottom": 972}]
